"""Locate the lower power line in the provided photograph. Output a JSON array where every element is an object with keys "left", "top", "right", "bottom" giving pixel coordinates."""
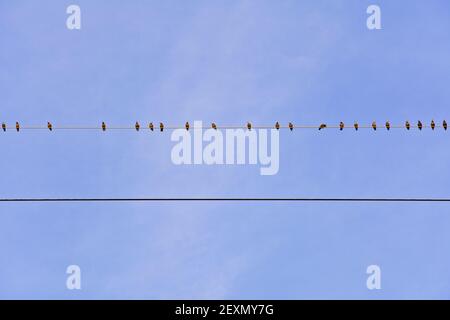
[{"left": 1, "top": 197, "right": 450, "bottom": 203}]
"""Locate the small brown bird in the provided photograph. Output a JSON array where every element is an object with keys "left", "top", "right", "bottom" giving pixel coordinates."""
[
  {"left": 185, "top": 122, "right": 190, "bottom": 131},
  {"left": 444, "top": 120, "right": 448, "bottom": 131},
  {"left": 160, "top": 122, "right": 164, "bottom": 132},
  {"left": 48, "top": 122, "right": 53, "bottom": 131},
  {"left": 212, "top": 123, "right": 217, "bottom": 130},
  {"left": 417, "top": 120, "right": 423, "bottom": 130},
  {"left": 2, "top": 123, "right": 6, "bottom": 132},
  {"left": 135, "top": 121, "right": 140, "bottom": 131},
  {"left": 372, "top": 121, "right": 377, "bottom": 131},
  {"left": 16, "top": 122, "right": 20, "bottom": 132},
  {"left": 318, "top": 123, "right": 327, "bottom": 130},
  {"left": 247, "top": 122, "right": 252, "bottom": 130},
  {"left": 431, "top": 120, "right": 435, "bottom": 130},
  {"left": 275, "top": 122, "right": 280, "bottom": 130},
  {"left": 149, "top": 122, "right": 154, "bottom": 131},
  {"left": 354, "top": 122, "right": 359, "bottom": 131},
  {"left": 288, "top": 122, "right": 294, "bottom": 131},
  {"left": 101, "top": 122, "right": 106, "bottom": 131},
  {"left": 405, "top": 121, "right": 411, "bottom": 130},
  {"left": 385, "top": 121, "right": 390, "bottom": 131},
  {"left": 339, "top": 122, "right": 344, "bottom": 131}
]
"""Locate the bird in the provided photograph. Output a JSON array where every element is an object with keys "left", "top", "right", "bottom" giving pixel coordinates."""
[
  {"left": 2, "top": 123, "right": 6, "bottom": 132},
  {"left": 15, "top": 122, "right": 20, "bottom": 132},
  {"left": 247, "top": 122, "right": 252, "bottom": 130},
  {"left": 354, "top": 122, "right": 359, "bottom": 131},
  {"left": 431, "top": 120, "right": 436, "bottom": 130},
  {"left": 417, "top": 120, "right": 423, "bottom": 131},
  {"left": 212, "top": 123, "right": 217, "bottom": 130},
  {"left": 288, "top": 122, "right": 294, "bottom": 131},
  {"left": 48, "top": 122, "right": 53, "bottom": 131},
  {"left": 385, "top": 121, "right": 390, "bottom": 131},
  {"left": 444, "top": 120, "right": 448, "bottom": 131},
  {"left": 275, "top": 122, "right": 280, "bottom": 130},
  {"left": 135, "top": 121, "right": 140, "bottom": 131},
  {"left": 405, "top": 121, "right": 411, "bottom": 130},
  {"left": 318, "top": 123, "right": 327, "bottom": 130},
  {"left": 339, "top": 122, "right": 344, "bottom": 131},
  {"left": 372, "top": 121, "right": 377, "bottom": 131},
  {"left": 160, "top": 122, "right": 164, "bottom": 132},
  {"left": 185, "top": 122, "right": 190, "bottom": 131},
  {"left": 101, "top": 122, "right": 106, "bottom": 131},
  {"left": 149, "top": 122, "right": 154, "bottom": 131}
]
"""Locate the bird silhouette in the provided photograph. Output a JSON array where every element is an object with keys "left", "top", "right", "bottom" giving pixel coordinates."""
[
  {"left": 15, "top": 122, "right": 20, "bottom": 132},
  {"left": 418, "top": 120, "right": 423, "bottom": 130},
  {"left": 135, "top": 121, "right": 140, "bottom": 131},
  {"left": 101, "top": 122, "right": 106, "bottom": 131},
  {"left": 372, "top": 121, "right": 377, "bottom": 131},
  {"left": 444, "top": 120, "right": 448, "bottom": 131},
  {"left": 385, "top": 121, "right": 390, "bottom": 131},
  {"left": 149, "top": 122, "right": 154, "bottom": 131},
  {"left": 48, "top": 122, "right": 53, "bottom": 131},
  {"left": 339, "top": 122, "right": 344, "bottom": 131},
  {"left": 318, "top": 123, "right": 327, "bottom": 130},
  {"left": 185, "top": 122, "right": 190, "bottom": 131},
  {"left": 2, "top": 123, "right": 6, "bottom": 132},
  {"left": 405, "top": 121, "right": 411, "bottom": 130},
  {"left": 247, "top": 122, "right": 252, "bottom": 130},
  {"left": 288, "top": 122, "right": 294, "bottom": 131},
  {"left": 431, "top": 120, "right": 435, "bottom": 130},
  {"left": 160, "top": 122, "right": 164, "bottom": 132},
  {"left": 275, "top": 122, "right": 280, "bottom": 130},
  {"left": 212, "top": 123, "right": 217, "bottom": 130},
  {"left": 354, "top": 122, "right": 359, "bottom": 131}
]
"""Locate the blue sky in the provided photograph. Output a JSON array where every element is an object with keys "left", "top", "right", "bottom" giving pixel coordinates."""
[{"left": 1, "top": 0, "right": 450, "bottom": 299}]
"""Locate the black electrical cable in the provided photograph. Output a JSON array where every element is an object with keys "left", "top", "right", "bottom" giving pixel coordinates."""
[{"left": 1, "top": 197, "right": 450, "bottom": 202}]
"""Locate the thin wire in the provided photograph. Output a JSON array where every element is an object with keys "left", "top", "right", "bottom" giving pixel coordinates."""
[
  {"left": 0, "top": 125, "right": 446, "bottom": 130},
  {"left": 1, "top": 197, "right": 450, "bottom": 202}
]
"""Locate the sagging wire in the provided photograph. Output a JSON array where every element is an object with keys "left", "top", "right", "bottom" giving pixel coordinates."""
[{"left": 0, "top": 120, "right": 448, "bottom": 132}]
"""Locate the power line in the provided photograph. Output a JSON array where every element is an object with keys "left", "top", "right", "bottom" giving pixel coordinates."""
[
  {"left": 1, "top": 197, "right": 450, "bottom": 203},
  {"left": 1, "top": 120, "right": 448, "bottom": 132}
]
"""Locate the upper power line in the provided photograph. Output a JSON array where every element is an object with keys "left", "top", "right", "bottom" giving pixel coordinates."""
[{"left": 1, "top": 120, "right": 448, "bottom": 132}]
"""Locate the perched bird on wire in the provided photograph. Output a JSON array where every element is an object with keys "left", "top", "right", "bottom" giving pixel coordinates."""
[
  {"left": 185, "top": 122, "right": 190, "bottom": 131},
  {"left": 431, "top": 120, "right": 435, "bottom": 130},
  {"left": 48, "top": 122, "right": 53, "bottom": 131},
  {"left": 16, "top": 122, "right": 20, "bottom": 132},
  {"left": 247, "top": 122, "right": 252, "bottom": 130},
  {"left": 212, "top": 122, "right": 217, "bottom": 130},
  {"left": 149, "top": 122, "right": 154, "bottom": 131},
  {"left": 318, "top": 123, "right": 327, "bottom": 130},
  {"left": 339, "top": 122, "right": 344, "bottom": 131},
  {"left": 372, "top": 121, "right": 377, "bottom": 131},
  {"left": 288, "top": 122, "right": 294, "bottom": 131},
  {"left": 385, "top": 121, "right": 390, "bottom": 131},
  {"left": 102, "top": 122, "right": 106, "bottom": 131},
  {"left": 354, "top": 122, "right": 359, "bottom": 131},
  {"left": 275, "top": 122, "right": 280, "bottom": 130},
  {"left": 135, "top": 121, "right": 140, "bottom": 131},
  {"left": 444, "top": 120, "right": 448, "bottom": 131},
  {"left": 417, "top": 120, "right": 423, "bottom": 131},
  {"left": 405, "top": 121, "right": 411, "bottom": 130},
  {"left": 160, "top": 122, "right": 164, "bottom": 132},
  {"left": 2, "top": 123, "right": 6, "bottom": 132}
]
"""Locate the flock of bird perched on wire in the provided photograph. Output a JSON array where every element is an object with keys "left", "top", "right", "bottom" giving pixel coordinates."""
[{"left": 1, "top": 120, "right": 448, "bottom": 132}]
